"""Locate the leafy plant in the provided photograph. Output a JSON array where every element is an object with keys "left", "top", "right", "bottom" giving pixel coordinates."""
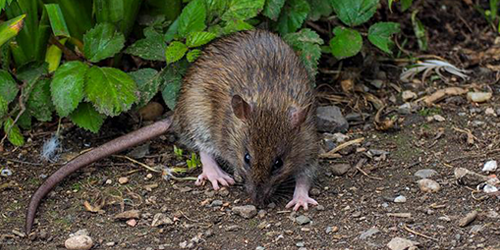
[
  {"left": 173, "top": 145, "right": 184, "bottom": 159},
  {"left": 186, "top": 152, "right": 201, "bottom": 170}
]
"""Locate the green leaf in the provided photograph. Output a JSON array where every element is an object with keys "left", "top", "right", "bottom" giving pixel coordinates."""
[
  {"left": 205, "top": 0, "right": 228, "bottom": 21},
  {"left": 220, "top": 20, "right": 254, "bottom": 35},
  {"left": 165, "top": 41, "right": 188, "bottom": 64},
  {"left": 0, "top": 14, "right": 25, "bottom": 47},
  {"left": 162, "top": 79, "right": 182, "bottom": 110},
  {"left": 186, "top": 49, "right": 202, "bottom": 62},
  {"left": 164, "top": 18, "right": 179, "bottom": 43},
  {"left": 27, "top": 78, "right": 53, "bottom": 122},
  {"left": 283, "top": 28, "right": 324, "bottom": 79},
  {"left": 51, "top": 61, "right": 88, "bottom": 117},
  {"left": 276, "top": 0, "right": 310, "bottom": 35},
  {"left": 0, "top": 69, "right": 19, "bottom": 103},
  {"left": 411, "top": 10, "right": 427, "bottom": 51},
  {"left": 83, "top": 23, "right": 125, "bottom": 63},
  {"left": 44, "top": 4, "right": 70, "bottom": 37},
  {"left": 222, "top": 0, "right": 265, "bottom": 21},
  {"left": 401, "top": 0, "right": 412, "bottom": 11},
  {"left": 161, "top": 60, "right": 189, "bottom": 110},
  {"left": 16, "top": 62, "right": 48, "bottom": 83},
  {"left": 330, "top": 0, "right": 378, "bottom": 27},
  {"left": 262, "top": 0, "right": 285, "bottom": 21},
  {"left": 45, "top": 38, "right": 66, "bottom": 73},
  {"left": 177, "top": 0, "right": 206, "bottom": 37},
  {"left": 186, "top": 31, "right": 217, "bottom": 48},
  {"left": 128, "top": 68, "right": 160, "bottom": 108},
  {"left": 329, "top": 27, "right": 362, "bottom": 59},
  {"left": 308, "top": 0, "right": 332, "bottom": 21},
  {"left": 4, "top": 118, "right": 24, "bottom": 147},
  {"left": 69, "top": 102, "right": 105, "bottom": 133},
  {"left": 367, "top": 22, "right": 400, "bottom": 54},
  {"left": 0, "top": 95, "right": 7, "bottom": 118},
  {"left": 85, "top": 66, "right": 137, "bottom": 117},
  {"left": 125, "top": 27, "right": 166, "bottom": 61},
  {"left": 17, "top": 111, "right": 31, "bottom": 130}
]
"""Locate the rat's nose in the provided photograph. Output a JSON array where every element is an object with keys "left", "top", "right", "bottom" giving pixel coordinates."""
[{"left": 250, "top": 185, "right": 271, "bottom": 206}]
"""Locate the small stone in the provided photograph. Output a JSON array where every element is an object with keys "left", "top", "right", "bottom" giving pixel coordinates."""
[
  {"left": 310, "top": 188, "right": 320, "bottom": 196},
  {"left": 267, "top": 202, "right": 276, "bottom": 209},
  {"left": 71, "top": 229, "right": 89, "bottom": 237},
  {"left": 359, "top": 227, "right": 380, "bottom": 240},
  {"left": 482, "top": 160, "right": 497, "bottom": 173},
  {"left": 118, "top": 177, "right": 129, "bottom": 184},
  {"left": 414, "top": 169, "right": 438, "bottom": 179},
  {"left": 179, "top": 241, "right": 188, "bottom": 248},
  {"left": 296, "top": 242, "right": 305, "bottom": 247},
  {"left": 65, "top": 235, "right": 93, "bottom": 250},
  {"left": 226, "top": 225, "right": 240, "bottom": 231},
  {"left": 485, "top": 107, "right": 496, "bottom": 116},
  {"left": 397, "top": 103, "right": 413, "bottom": 115},
  {"left": 205, "top": 190, "right": 215, "bottom": 197},
  {"left": 146, "top": 173, "right": 153, "bottom": 179},
  {"left": 295, "top": 215, "right": 311, "bottom": 225},
  {"left": 330, "top": 164, "right": 351, "bottom": 176},
  {"left": 438, "top": 216, "right": 451, "bottom": 222},
  {"left": 469, "top": 225, "right": 484, "bottom": 234},
  {"left": 467, "top": 92, "right": 492, "bottom": 103},
  {"left": 433, "top": 114, "right": 445, "bottom": 122},
  {"left": 126, "top": 219, "right": 137, "bottom": 227},
  {"left": 219, "top": 188, "right": 230, "bottom": 196},
  {"left": 387, "top": 237, "right": 419, "bottom": 250},
  {"left": 258, "top": 210, "right": 267, "bottom": 218},
  {"left": 204, "top": 229, "right": 214, "bottom": 238},
  {"left": 210, "top": 200, "right": 223, "bottom": 207},
  {"left": 232, "top": 205, "right": 257, "bottom": 219},
  {"left": 472, "top": 120, "right": 485, "bottom": 127},
  {"left": 486, "top": 210, "right": 499, "bottom": 218},
  {"left": 138, "top": 101, "right": 164, "bottom": 121},
  {"left": 114, "top": 210, "right": 140, "bottom": 220},
  {"left": 257, "top": 221, "right": 269, "bottom": 230},
  {"left": 483, "top": 184, "right": 498, "bottom": 193},
  {"left": 316, "top": 105, "right": 349, "bottom": 133},
  {"left": 393, "top": 195, "right": 407, "bottom": 203},
  {"left": 151, "top": 213, "right": 173, "bottom": 227},
  {"left": 496, "top": 108, "right": 500, "bottom": 116},
  {"left": 105, "top": 242, "right": 116, "bottom": 246},
  {"left": 315, "top": 205, "right": 325, "bottom": 211},
  {"left": 39, "top": 230, "right": 48, "bottom": 240},
  {"left": 459, "top": 211, "right": 478, "bottom": 227},
  {"left": 370, "top": 79, "right": 384, "bottom": 89},
  {"left": 12, "top": 229, "right": 25, "bottom": 238},
  {"left": 256, "top": 246, "right": 265, "bottom": 250},
  {"left": 105, "top": 179, "right": 112, "bottom": 185},
  {"left": 417, "top": 179, "right": 441, "bottom": 192},
  {"left": 402, "top": 90, "right": 417, "bottom": 101}
]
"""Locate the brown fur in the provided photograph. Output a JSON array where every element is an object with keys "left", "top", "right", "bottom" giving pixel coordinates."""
[{"left": 173, "top": 30, "right": 319, "bottom": 204}]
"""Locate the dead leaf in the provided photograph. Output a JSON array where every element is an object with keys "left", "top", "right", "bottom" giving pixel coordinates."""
[
  {"left": 422, "top": 87, "right": 467, "bottom": 106},
  {"left": 84, "top": 201, "right": 105, "bottom": 214}
]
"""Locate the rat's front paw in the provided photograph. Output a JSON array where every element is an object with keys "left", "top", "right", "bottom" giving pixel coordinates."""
[
  {"left": 195, "top": 169, "right": 235, "bottom": 190},
  {"left": 285, "top": 195, "right": 318, "bottom": 211}
]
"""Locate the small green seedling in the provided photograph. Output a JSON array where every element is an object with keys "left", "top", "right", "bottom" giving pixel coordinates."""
[
  {"left": 173, "top": 145, "right": 183, "bottom": 160},
  {"left": 186, "top": 152, "right": 201, "bottom": 170}
]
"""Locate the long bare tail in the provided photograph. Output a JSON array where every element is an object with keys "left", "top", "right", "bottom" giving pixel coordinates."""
[{"left": 25, "top": 118, "right": 172, "bottom": 234}]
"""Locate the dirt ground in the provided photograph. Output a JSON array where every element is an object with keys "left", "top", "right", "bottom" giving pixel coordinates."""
[{"left": 1, "top": 1, "right": 500, "bottom": 250}]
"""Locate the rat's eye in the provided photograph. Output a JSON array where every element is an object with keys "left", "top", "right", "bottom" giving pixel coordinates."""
[
  {"left": 244, "top": 153, "right": 251, "bottom": 165},
  {"left": 272, "top": 158, "right": 283, "bottom": 172}
]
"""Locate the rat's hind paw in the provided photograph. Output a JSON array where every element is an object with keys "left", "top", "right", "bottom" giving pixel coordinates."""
[
  {"left": 285, "top": 195, "right": 318, "bottom": 211},
  {"left": 195, "top": 171, "right": 234, "bottom": 190}
]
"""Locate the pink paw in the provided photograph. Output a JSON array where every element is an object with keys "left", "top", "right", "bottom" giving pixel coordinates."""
[
  {"left": 195, "top": 169, "right": 234, "bottom": 190},
  {"left": 285, "top": 195, "right": 318, "bottom": 211}
]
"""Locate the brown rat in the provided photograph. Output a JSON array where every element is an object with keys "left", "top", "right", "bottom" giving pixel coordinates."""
[{"left": 25, "top": 30, "right": 319, "bottom": 234}]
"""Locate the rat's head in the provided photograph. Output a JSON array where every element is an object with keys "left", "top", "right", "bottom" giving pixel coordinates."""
[{"left": 231, "top": 94, "right": 315, "bottom": 206}]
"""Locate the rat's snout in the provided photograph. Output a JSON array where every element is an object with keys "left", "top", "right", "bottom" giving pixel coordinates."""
[{"left": 247, "top": 183, "right": 272, "bottom": 206}]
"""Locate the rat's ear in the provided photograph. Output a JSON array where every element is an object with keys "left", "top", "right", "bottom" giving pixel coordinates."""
[
  {"left": 288, "top": 104, "right": 310, "bottom": 129},
  {"left": 232, "top": 95, "right": 252, "bottom": 121}
]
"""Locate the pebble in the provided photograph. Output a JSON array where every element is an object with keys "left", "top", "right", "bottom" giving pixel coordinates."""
[
  {"left": 256, "top": 247, "right": 265, "bottom": 250},
  {"left": 316, "top": 105, "right": 349, "bottom": 133},
  {"left": 114, "top": 210, "right": 140, "bottom": 220},
  {"left": 393, "top": 195, "right": 407, "bottom": 203},
  {"left": 118, "top": 177, "right": 129, "bottom": 184},
  {"left": 315, "top": 205, "right": 325, "bottom": 211},
  {"left": 204, "top": 229, "right": 214, "bottom": 238},
  {"left": 232, "top": 205, "right": 257, "bottom": 219},
  {"left": 483, "top": 184, "right": 498, "bottom": 193},
  {"left": 414, "top": 169, "right": 438, "bottom": 179},
  {"left": 433, "top": 114, "right": 445, "bottom": 122},
  {"left": 482, "top": 160, "right": 497, "bottom": 173},
  {"left": 330, "top": 164, "right": 351, "bottom": 176},
  {"left": 267, "top": 202, "right": 276, "bottom": 209},
  {"left": 397, "top": 103, "right": 413, "bottom": 115},
  {"left": 258, "top": 209, "right": 267, "bottom": 218},
  {"left": 295, "top": 215, "right": 311, "bottom": 225},
  {"left": 459, "top": 211, "right": 478, "bottom": 227},
  {"left": 151, "top": 213, "right": 173, "bottom": 227},
  {"left": 485, "top": 107, "right": 496, "bottom": 116},
  {"left": 472, "top": 120, "right": 485, "bottom": 127},
  {"left": 219, "top": 188, "right": 229, "bottom": 196},
  {"left": 226, "top": 225, "right": 240, "bottom": 231},
  {"left": 105, "top": 179, "right": 112, "bottom": 185},
  {"left": 126, "top": 219, "right": 137, "bottom": 227},
  {"left": 497, "top": 108, "right": 500, "bottom": 116},
  {"left": 417, "top": 179, "right": 441, "bottom": 192},
  {"left": 370, "top": 79, "right": 384, "bottom": 89},
  {"left": 387, "top": 237, "right": 419, "bottom": 250},
  {"left": 210, "top": 200, "right": 223, "bottom": 207},
  {"left": 486, "top": 210, "right": 499, "bottom": 218},
  {"left": 402, "top": 90, "right": 417, "bottom": 101},
  {"left": 65, "top": 235, "right": 93, "bottom": 250},
  {"left": 105, "top": 242, "right": 116, "bottom": 246},
  {"left": 359, "top": 227, "right": 380, "bottom": 240},
  {"left": 469, "top": 224, "right": 484, "bottom": 234},
  {"left": 205, "top": 190, "right": 215, "bottom": 197},
  {"left": 146, "top": 173, "right": 153, "bottom": 179},
  {"left": 467, "top": 92, "right": 492, "bottom": 103},
  {"left": 310, "top": 188, "right": 321, "bottom": 196},
  {"left": 296, "top": 242, "right": 305, "bottom": 247}
]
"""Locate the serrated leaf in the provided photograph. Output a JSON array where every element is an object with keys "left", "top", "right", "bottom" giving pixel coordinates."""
[
  {"left": 16, "top": 62, "right": 48, "bottom": 83},
  {"left": 164, "top": 18, "right": 179, "bottom": 43},
  {"left": 161, "top": 60, "right": 189, "bottom": 110},
  {"left": 17, "top": 111, "right": 31, "bottom": 130},
  {"left": 51, "top": 61, "right": 88, "bottom": 117},
  {"left": 329, "top": 27, "right": 362, "bottom": 59},
  {"left": 162, "top": 78, "right": 182, "bottom": 110},
  {"left": 330, "top": 0, "right": 378, "bottom": 27},
  {"left": 128, "top": 68, "right": 160, "bottom": 107},
  {"left": 69, "top": 102, "right": 105, "bottom": 133},
  {"left": 0, "top": 95, "right": 7, "bottom": 118},
  {"left": 27, "top": 78, "right": 53, "bottom": 122},
  {"left": 206, "top": 0, "right": 228, "bottom": 21},
  {"left": 165, "top": 41, "right": 188, "bottom": 64},
  {"left": 83, "top": 23, "right": 125, "bottom": 63},
  {"left": 368, "top": 22, "right": 400, "bottom": 54},
  {"left": 402, "top": 0, "right": 412, "bottom": 11},
  {"left": 221, "top": 20, "right": 253, "bottom": 35},
  {"left": 177, "top": 0, "right": 206, "bottom": 37},
  {"left": 0, "top": 69, "right": 18, "bottom": 103},
  {"left": 4, "top": 118, "right": 24, "bottom": 146},
  {"left": 276, "top": 0, "right": 310, "bottom": 35},
  {"left": 284, "top": 28, "right": 324, "bottom": 79},
  {"left": 263, "top": 0, "right": 285, "bottom": 21},
  {"left": 125, "top": 27, "right": 166, "bottom": 61},
  {"left": 186, "top": 49, "right": 202, "bottom": 62},
  {"left": 186, "top": 31, "right": 217, "bottom": 48},
  {"left": 85, "top": 66, "right": 137, "bottom": 116},
  {"left": 221, "top": 0, "right": 265, "bottom": 21},
  {"left": 308, "top": 0, "right": 332, "bottom": 21}
]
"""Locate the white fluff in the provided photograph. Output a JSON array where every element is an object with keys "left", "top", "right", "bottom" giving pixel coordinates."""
[{"left": 40, "top": 135, "right": 62, "bottom": 162}]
